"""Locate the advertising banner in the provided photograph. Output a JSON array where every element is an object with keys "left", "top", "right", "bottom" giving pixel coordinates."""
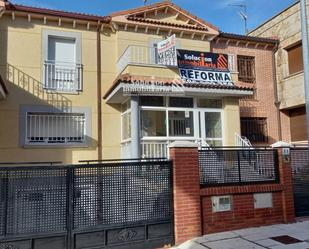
[
  {"left": 157, "top": 34, "right": 177, "bottom": 66},
  {"left": 177, "top": 49, "right": 233, "bottom": 85}
]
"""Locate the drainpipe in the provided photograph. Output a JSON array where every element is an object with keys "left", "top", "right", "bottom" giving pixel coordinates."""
[
  {"left": 272, "top": 42, "right": 282, "bottom": 141},
  {"left": 97, "top": 22, "right": 103, "bottom": 160}
]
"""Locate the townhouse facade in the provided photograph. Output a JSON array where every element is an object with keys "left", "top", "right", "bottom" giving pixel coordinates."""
[
  {"left": 249, "top": 1, "right": 308, "bottom": 144},
  {"left": 0, "top": 0, "right": 280, "bottom": 163}
]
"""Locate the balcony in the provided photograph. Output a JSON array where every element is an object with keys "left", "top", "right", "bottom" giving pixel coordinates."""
[
  {"left": 44, "top": 61, "right": 83, "bottom": 93},
  {"left": 117, "top": 45, "right": 239, "bottom": 83}
]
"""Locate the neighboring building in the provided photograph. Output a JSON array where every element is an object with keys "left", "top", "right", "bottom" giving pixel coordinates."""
[
  {"left": 249, "top": 1, "right": 308, "bottom": 144},
  {"left": 0, "top": 0, "right": 279, "bottom": 163}
]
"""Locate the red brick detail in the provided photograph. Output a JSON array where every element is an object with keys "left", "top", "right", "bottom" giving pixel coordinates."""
[
  {"left": 278, "top": 149, "right": 296, "bottom": 223},
  {"left": 201, "top": 184, "right": 284, "bottom": 196},
  {"left": 202, "top": 192, "right": 284, "bottom": 234},
  {"left": 169, "top": 147, "right": 202, "bottom": 244},
  {"left": 211, "top": 41, "right": 280, "bottom": 145}
]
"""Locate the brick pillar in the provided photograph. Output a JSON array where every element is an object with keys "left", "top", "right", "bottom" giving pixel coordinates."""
[
  {"left": 169, "top": 141, "right": 202, "bottom": 245},
  {"left": 277, "top": 147, "right": 296, "bottom": 223}
]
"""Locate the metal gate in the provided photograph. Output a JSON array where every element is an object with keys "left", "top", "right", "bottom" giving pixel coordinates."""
[
  {"left": 291, "top": 148, "right": 309, "bottom": 217},
  {"left": 0, "top": 160, "right": 174, "bottom": 249}
]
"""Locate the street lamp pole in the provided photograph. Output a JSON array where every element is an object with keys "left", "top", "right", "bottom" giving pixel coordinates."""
[{"left": 300, "top": 0, "right": 309, "bottom": 149}]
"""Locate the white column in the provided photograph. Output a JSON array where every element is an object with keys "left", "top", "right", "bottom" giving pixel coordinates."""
[{"left": 130, "top": 96, "right": 140, "bottom": 158}]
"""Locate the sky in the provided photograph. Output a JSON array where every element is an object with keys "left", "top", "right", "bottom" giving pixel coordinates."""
[{"left": 10, "top": 0, "right": 297, "bottom": 34}]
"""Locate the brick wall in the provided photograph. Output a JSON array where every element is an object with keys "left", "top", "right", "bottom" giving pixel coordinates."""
[
  {"left": 211, "top": 40, "right": 280, "bottom": 144},
  {"left": 169, "top": 144, "right": 295, "bottom": 245},
  {"left": 169, "top": 143, "right": 202, "bottom": 244},
  {"left": 201, "top": 187, "right": 284, "bottom": 234}
]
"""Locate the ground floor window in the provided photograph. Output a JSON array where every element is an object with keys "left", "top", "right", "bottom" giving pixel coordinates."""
[
  {"left": 26, "top": 112, "right": 86, "bottom": 144},
  {"left": 139, "top": 97, "right": 223, "bottom": 146},
  {"left": 141, "top": 110, "right": 166, "bottom": 137},
  {"left": 241, "top": 117, "right": 268, "bottom": 143},
  {"left": 168, "top": 111, "right": 194, "bottom": 136}
]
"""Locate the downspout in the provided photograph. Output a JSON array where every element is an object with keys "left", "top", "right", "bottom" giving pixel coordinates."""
[
  {"left": 272, "top": 42, "right": 282, "bottom": 141},
  {"left": 97, "top": 21, "right": 103, "bottom": 160}
]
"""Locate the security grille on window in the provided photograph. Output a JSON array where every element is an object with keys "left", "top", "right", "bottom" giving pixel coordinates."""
[
  {"left": 26, "top": 112, "right": 86, "bottom": 144},
  {"left": 241, "top": 117, "right": 268, "bottom": 143},
  {"left": 237, "top": 55, "right": 256, "bottom": 83}
]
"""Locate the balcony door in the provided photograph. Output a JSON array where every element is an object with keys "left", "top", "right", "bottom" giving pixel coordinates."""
[
  {"left": 48, "top": 36, "right": 76, "bottom": 64},
  {"left": 46, "top": 36, "right": 78, "bottom": 92}
]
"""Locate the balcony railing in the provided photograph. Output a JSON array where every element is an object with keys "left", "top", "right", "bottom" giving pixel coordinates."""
[
  {"left": 44, "top": 61, "right": 83, "bottom": 92},
  {"left": 117, "top": 45, "right": 162, "bottom": 73},
  {"left": 117, "top": 45, "right": 238, "bottom": 75}
]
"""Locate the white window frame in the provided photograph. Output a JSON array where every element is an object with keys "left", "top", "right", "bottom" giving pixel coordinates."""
[
  {"left": 139, "top": 96, "right": 224, "bottom": 146},
  {"left": 20, "top": 105, "right": 91, "bottom": 147},
  {"left": 121, "top": 99, "right": 132, "bottom": 143},
  {"left": 42, "top": 29, "right": 82, "bottom": 93}
]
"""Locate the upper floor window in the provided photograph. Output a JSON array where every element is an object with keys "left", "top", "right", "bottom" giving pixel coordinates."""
[
  {"left": 287, "top": 43, "right": 303, "bottom": 75},
  {"left": 237, "top": 55, "right": 256, "bottom": 83},
  {"left": 43, "top": 30, "right": 82, "bottom": 93}
]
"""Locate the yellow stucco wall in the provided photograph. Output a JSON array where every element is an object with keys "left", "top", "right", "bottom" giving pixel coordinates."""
[
  {"left": 223, "top": 98, "right": 241, "bottom": 146},
  {"left": 0, "top": 12, "right": 243, "bottom": 163},
  {"left": 0, "top": 15, "right": 104, "bottom": 163}
]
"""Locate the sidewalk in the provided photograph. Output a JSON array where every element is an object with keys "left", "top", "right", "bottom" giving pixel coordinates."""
[{"left": 174, "top": 220, "right": 309, "bottom": 249}]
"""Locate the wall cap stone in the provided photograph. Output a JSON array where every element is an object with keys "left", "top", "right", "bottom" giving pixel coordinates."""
[
  {"left": 271, "top": 141, "right": 293, "bottom": 148},
  {"left": 168, "top": 141, "right": 198, "bottom": 148}
]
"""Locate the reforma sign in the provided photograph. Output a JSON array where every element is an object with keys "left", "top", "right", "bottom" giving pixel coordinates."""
[
  {"left": 177, "top": 49, "right": 233, "bottom": 85},
  {"left": 157, "top": 34, "right": 177, "bottom": 66}
]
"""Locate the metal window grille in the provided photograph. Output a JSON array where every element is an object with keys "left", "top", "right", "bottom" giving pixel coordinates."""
[
  {"left": 26, "top": 112, "right": 86, "bottom": 145},
  {"left": 237, "top": 55, "right": 256, "bottom": 83},
  {"left": 199, "top": 149, "right": 279, "bottom": 187},
  {"left": 241, "top": 118, "right": 268, "bottom": 143},
  {"left": 44, "top": 61, "right": 83, "bottom": 92}
]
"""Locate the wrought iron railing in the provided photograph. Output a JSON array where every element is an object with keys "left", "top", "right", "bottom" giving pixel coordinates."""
[
  {"left": 199, "top": 148, "right": 280, "bottom": 187},
  {"left": 26, "top": 112, "right": 86, "bottom": 145},
  {"left": 44, "top": 60, "right": 83, "bottom": 92}
]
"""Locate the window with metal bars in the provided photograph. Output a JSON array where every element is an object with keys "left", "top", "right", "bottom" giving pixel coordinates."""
[
  {"left": 26, "top": 112, "right": 86, "bottom": 144},
  {"left": 237, "top": 55, "right": 256, "bottom": 83},
  {"left": 240, "top": 117, "right": 268, "bottom": 143}
]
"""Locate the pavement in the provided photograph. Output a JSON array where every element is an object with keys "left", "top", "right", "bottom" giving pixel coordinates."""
[{"left": 174, "top": 220, "right": 309, "bottom": 249}]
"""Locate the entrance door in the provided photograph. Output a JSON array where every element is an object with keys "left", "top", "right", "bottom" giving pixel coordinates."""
[{"left": 200, "top": 111, "right": 223, "bottom": 147}]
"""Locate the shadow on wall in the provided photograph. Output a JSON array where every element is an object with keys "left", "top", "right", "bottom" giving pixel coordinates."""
[
  {"left": 0, "top": 64, "right": 98, "bottom": 164},
  {"left": 6, "top": 64, "right": 72, "bottom": 111}
]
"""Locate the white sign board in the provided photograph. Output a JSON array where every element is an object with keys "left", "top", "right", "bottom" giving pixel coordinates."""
[
  {"left": 179, "top": 68, "right": 233, "bottom": 85},
  {"left": 157, "top": 34, "right": 177, "bottom": 66}
]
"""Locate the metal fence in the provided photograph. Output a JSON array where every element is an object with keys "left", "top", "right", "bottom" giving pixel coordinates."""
[
  {"left": 291, "top": 148, "right": 309, "bottom": 217},
  {"left": 0, "top": 160, "right": 173, "bottom": 249},
  {"left": 199, "top": 148, "right": 280, "bottom": 187}
]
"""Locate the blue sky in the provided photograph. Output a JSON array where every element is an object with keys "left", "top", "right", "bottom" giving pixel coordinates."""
[{"left": 11, "top": 0, "right": 296, "bottom": 34}]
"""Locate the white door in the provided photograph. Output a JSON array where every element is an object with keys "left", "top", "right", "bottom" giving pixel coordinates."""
[
  {"left": 200, "top": 111, "right": 223, "bottom": 147},
  {"left": 47, "top": 37, "right": 77, "bottom": 90}
]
